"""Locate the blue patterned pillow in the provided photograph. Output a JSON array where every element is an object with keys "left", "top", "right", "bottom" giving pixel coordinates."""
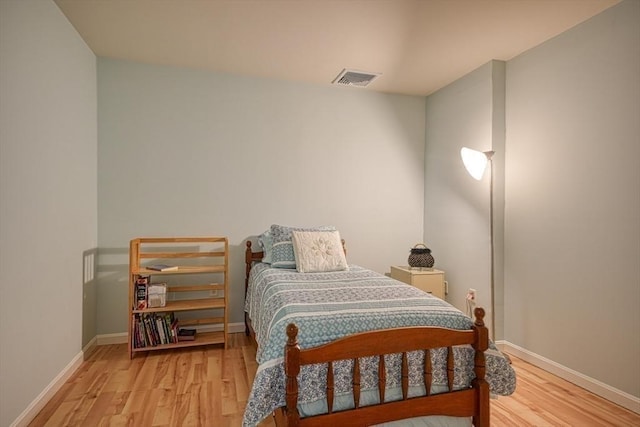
[
  {"left": 270, "top": 224, "right": 335, "bottom": 268},
  {"left": 258, "top": 230, "right": 273, "bottom": 264}
]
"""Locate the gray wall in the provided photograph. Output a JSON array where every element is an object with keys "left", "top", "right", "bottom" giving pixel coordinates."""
[
  {"left": 97, "top": 58, "right": 426, "bottom": 334},
  {"left": 0, "top": 1, "right": 98, "bottom": 426},
  {"left": 426, "top": 0, "right": 639, "bottom": 400},
  {"left": 424, "top": 60, "right": 506, "bottom": 338},
  {"left": 504, "top": 0, "right": 639, "bottom": 397}
]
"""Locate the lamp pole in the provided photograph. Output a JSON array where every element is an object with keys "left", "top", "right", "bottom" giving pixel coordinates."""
[
  {"left": 461, "top": 148, "right": 496, "bottom": 340},
  {"left": 486, "top": 151, "right": 495, "bottom": 341}
]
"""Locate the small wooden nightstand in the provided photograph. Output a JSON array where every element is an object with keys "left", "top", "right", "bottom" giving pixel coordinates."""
[{"left": 390, "top": 266, "right": 446, "bottom": 300}]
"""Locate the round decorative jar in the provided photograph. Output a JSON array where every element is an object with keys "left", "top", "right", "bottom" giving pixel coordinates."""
[{"left": 408, "top": 244, "right": 434, "bottom": 269}]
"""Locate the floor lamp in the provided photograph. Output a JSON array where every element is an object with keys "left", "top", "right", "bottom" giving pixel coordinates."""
[{"left": 460, "top": 147, "right": 495, "bottom": 340}]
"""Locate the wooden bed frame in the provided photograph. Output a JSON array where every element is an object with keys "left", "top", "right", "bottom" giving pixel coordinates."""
[{"left": 244, "top": 240, "right": 490, "bottom": 427}]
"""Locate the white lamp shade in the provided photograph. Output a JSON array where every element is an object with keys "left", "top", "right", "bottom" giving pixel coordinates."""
[{"left": 461, "top": 147, "right": 489, "bottom": 180}]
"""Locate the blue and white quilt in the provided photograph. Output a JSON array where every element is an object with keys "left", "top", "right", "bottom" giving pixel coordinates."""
[{"left": 243, "top": 264, "right": 516, "bottom": 426}]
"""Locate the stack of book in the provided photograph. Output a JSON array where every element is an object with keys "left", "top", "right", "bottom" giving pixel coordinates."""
[{"left": 132, "top": 312, "right": 179, "bottom": 348}]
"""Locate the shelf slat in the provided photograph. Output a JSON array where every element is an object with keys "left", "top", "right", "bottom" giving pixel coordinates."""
[
  {"left": 133, "top": 298, "right": 225, "bottom": 313},
  {"left": 179, "top": 316, "right": 225, "bottom": 326},
  {"left": 134, "top": 265, "right": 226, "bottom": 275},
  {"left": 167, "top": 283, "right": 224, "bottom": 293},
  {"left": 140, "top": 251, "right": 226, "bottom": 259},
  {"left": 137, "top": 237, "right": 227, "bottom": 244},
  {"left": 131, "top": 330, "right": 226, "bottom": 353}
]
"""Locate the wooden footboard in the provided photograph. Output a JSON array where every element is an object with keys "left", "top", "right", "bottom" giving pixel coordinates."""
[{"left": 278, "top": 308, "right": 490, "bottom": 427}]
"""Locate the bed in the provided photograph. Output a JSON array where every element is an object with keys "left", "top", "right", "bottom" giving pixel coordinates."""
[{"left": 243, "top": 226, "right": 516, "bottom": 427}]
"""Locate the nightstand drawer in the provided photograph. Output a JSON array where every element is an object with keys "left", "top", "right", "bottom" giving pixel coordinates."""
[{"left": 390, "top": 266, "right": 446, "bottom": 300}]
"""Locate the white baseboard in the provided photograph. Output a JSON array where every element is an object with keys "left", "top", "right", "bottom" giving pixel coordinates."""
[
  {"left": 96, "top": 332, "right": 128, "bottom": 345},
  {"left": 10, "top": 349, "right": 86, "bottom": 427},
  {"left": 95, "top": 322, "right": 247, "bottom": 346},
  {"left": 82, "top": 336, "right": 98, "bottom": 359},
  {"left": 498, "top": 340, "right": 640, "bottom": 414}
]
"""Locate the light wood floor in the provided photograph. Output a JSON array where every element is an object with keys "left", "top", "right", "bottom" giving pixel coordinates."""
[{"left": 29, "top": 333, "right": 639, "bottom": 426}]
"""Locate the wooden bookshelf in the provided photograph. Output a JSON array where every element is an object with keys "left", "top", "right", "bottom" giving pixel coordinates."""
[{"left": 128, "top": 237, "right": 229, "bottom": 358}]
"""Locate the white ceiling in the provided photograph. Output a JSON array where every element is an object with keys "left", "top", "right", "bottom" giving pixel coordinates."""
[{"left": 54, "top": 0, "right": 620, "bottom": 96}]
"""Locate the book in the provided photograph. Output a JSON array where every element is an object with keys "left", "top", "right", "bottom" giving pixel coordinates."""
[
  {"left": 146, "top": 264, "right": 178, "bottom": 272},
  {"left": 170, "top": 317, "right": 179, "bottom": 343},
  {"left": 178, "top": 328, "right": 196, "bottom": 341},
  {"left": 165, "top": 313, "right": 177, "bottom": 343},
  {"left": 143, "top": 314, "right": 156, "bottom": 346},
  {"left": 135, "top": 276, "right": 150, "bottom": 310},
  {"left": 156, "top": 317, "right": 167, "bottom": 344}
]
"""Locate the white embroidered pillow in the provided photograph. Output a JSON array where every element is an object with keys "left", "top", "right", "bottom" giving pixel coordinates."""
[{"left": 291, "top": 230, "right": 348, "bottom": 273}]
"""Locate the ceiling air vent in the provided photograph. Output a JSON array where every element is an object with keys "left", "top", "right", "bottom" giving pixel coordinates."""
[{"left": 332, "top": 69, "right": 381, "bottom": 87}]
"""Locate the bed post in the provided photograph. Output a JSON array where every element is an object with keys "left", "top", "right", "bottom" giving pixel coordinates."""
[
  {"left": 245, "top": 241, "right": 253, "bottom": 336},
  {"left": 285, "top": 324, "right": 301, "bottom": 426},
  {"left": 472, "top": 307, "right": 490, "bottom": 427}
]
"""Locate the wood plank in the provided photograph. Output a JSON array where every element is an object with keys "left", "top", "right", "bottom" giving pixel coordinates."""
[
  {"left": 139, "top": 250, "right": 227, "bottom": 259},
  {"left": 167, "top": 283, "right": 225, "bottom": 292},
  {"left": 131, "top": 297, "right": 225, "bottom": 313},
  {"left": 135, "top": 265, "right": 226, "bottom": 275}
]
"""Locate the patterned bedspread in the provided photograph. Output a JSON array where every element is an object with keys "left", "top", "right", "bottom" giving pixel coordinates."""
[{"left": 243, "top": 264, "right": 516, "bottom": 426}]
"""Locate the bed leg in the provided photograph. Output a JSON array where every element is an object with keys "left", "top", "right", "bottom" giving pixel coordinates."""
[{"left": 273, "top": 408, "right": 286, "bottom": 427}]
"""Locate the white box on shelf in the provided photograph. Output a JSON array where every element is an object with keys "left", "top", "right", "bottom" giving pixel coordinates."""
[{"left": 147, "top": 283, "right": 167, "bottom": 308}]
